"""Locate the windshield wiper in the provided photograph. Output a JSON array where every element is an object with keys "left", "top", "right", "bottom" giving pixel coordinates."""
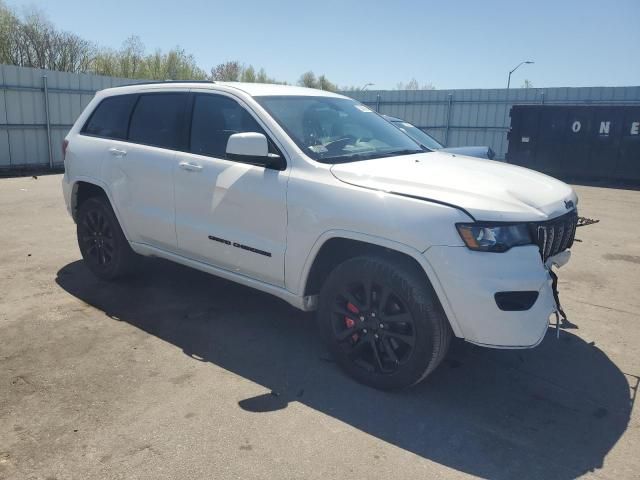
[
  {"left": 320, "top": 152, "right": 386, "bottom": 164},
  {"left": 385, "top": 149, "right": 425, "bottom": 156},
  {"left": 321, "top": 148, "right": 424, "bottom": 164}
]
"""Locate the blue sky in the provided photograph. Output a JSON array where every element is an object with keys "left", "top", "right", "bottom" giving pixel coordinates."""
[{"left": 7, "top": 0, "right": 640, "bottom": 89}]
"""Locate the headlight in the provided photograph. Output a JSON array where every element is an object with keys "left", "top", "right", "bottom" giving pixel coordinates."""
[{"left": 456, "top": 223, "right": 532, "bottom": 252}]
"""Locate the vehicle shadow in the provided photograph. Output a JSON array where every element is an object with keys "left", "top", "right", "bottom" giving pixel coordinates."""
[{"left": 55, "top": 258, "right": 634, "bottom": 480}]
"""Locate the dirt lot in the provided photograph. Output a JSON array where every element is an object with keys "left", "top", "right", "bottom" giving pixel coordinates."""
[{"left": 1, "top": 174, "right": 639, "bottom": 480}]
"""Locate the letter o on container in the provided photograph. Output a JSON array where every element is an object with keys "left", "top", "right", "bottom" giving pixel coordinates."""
[{"left": 571, "top": 121, "right": 582, "bottom": 133}]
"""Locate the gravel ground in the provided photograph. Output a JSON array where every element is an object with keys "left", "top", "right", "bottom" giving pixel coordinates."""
[{"left": 1, "top": 174, "right": 639, "bottom": 480}]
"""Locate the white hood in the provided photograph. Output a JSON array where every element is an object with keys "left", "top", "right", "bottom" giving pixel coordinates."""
[{"left": 330, "top": 152, "right": 577, "bottom": 222}]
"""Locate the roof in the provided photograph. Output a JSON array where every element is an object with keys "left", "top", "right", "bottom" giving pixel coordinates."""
[
  {"left": 101, "top": 81, "right": 347, "bottom": 99},
  {"left": 216, "top": 82, "right": 346, "bottom": 98}
]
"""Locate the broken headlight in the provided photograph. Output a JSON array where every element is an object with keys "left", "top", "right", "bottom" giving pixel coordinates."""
[{"left": 456, "top": 223, "right": 532, "bottom": 252}]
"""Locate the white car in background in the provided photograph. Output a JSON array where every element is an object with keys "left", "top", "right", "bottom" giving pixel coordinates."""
[
  {"left": 62, "top": 81, "right": 578, "bottom": 389},
  {"left": 383, "top": 114, "right": 496, "bottom": 159}
]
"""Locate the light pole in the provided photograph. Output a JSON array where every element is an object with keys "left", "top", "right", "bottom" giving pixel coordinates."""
[
  {"left": 507, "top": 61, "right": 534, "bottom": 89},
  {"left": 362, "top": 82, "right": 374, "bottom": 91}
]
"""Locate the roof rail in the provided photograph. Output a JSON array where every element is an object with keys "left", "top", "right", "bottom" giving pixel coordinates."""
[{"left": 114, "top": 80, "right": 216, "bottom": 88}]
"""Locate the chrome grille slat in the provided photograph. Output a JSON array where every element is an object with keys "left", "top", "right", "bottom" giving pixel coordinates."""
[
  {"left": 532, "top": 210, "right": 578, "bottom": 261},
  {"left": 544, "top": 226, "right": 555, "bottom": 258},
  {"left": 537, "top": 226, "right": 548, "bottom": 259}
]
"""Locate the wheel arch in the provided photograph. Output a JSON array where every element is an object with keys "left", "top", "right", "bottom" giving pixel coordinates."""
[
  {"left": 71, "top": 178, "right": 131, "bottom": 241},
  {"left": 299, "top": 231, "right": 463, "bottom": 337}
]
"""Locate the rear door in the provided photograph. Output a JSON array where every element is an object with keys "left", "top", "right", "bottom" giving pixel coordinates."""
[
  {"left": 174, "top": 92, "right": 289, "bottom": 287},
  {"left": 104, "top": 92, "right": 189, "bottom": 250}
]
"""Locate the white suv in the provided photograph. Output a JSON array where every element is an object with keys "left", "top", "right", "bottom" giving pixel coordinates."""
[{"left": 62, "top": 81, "right": 578, "bottom": 389}]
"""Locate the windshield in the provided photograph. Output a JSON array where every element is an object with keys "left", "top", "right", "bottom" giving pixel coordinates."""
[
  {"left": 391, "top": 121, "right": 443, "bottom": 151},
  {"left": 255, "top": 96, "right": 424, "bottom": 163}
]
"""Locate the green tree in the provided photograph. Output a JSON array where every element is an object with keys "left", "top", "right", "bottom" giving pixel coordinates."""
[
  {"left": 143, "top": 49, "right": 164, "bottom": 79},
  {"left": 298, "top": 71, "right": 339, "bottom": 91},
  {"left": 241, "top": 65, "right": 256, "bottom": 82},
  {"left": 395, "top": 78, "right": 435, "bottom": 90},
  {"left": 0, "top": 1, "right": 323, "bottom": 85},
  {"left": 298, "top": 71, "right": 318, "bottom": 88},
  {"left": 318, "top": 74, "right": 337, "bottom": 92},
  {"left": 118, "top": 35, "right": 145, "bottom": 78},
  {"left": 211, "top": 60, "right": 242, "bottom": 81},
  {"left": 256, "top": 67, "right": 269, "bottom": 83},
  {"left": 0, "top": 3, "right": 94, "bottom": 72},
  {"left": 92, "top": 48, "right": 119, "bottom": 76},
  {"left": 0, "top": 1, "right": 206, "bottom": 80},
  {"left": 0, "top": 2, "right": 23, "bottom": 65}
]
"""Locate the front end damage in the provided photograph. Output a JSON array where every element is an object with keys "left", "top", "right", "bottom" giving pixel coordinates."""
[{"left": 424, "top": 209, "right": 596, "bottom": 349}]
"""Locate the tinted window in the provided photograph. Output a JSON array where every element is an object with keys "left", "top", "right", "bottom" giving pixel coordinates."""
[
  {"left": 190, "top": 94, "right": 267, "bottom": 158},
  {"left": 128, "top": 93, "right": 187, "bottom": 149},
  {"left": 83, "top": 95, "right": 137, "bottom": 139}
]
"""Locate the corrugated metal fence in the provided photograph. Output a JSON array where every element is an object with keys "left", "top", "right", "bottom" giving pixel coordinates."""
[
  {"left": 2, "top": 64, "right": 640, "bottom": 169},
  {"left": 345, "top": 86, "right": 640, "bottom": 159},
  {"left": 0, "top": 64, "right": 143, "bottom": 170}
]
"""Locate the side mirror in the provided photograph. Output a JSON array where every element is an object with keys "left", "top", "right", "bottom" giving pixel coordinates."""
[{"left": 226, "top": 132, "right": 285, "bottom": 170}]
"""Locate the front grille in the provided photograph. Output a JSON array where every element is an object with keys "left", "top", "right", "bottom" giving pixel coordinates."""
[{"left": 530, "top": 210, "right": 578, "bottom": 261}]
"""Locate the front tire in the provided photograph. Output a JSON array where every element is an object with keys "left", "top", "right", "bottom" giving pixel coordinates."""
[
  {"left": 318, "top": 255, "right": 451, "bottom": 390},
  {"left": 76, "top": 196, "right": 137, "bottom": 280}
]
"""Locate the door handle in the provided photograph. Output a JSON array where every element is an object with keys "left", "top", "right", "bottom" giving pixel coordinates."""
[
  {"left": 179, "top": 161, "right": 203, "bottom": 172},
  {"left": 108, "top": 147, "right": 127, "bottom": 157}
]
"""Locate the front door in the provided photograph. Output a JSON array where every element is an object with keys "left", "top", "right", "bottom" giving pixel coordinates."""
[{"left": 174, "top": 92, "right": 289, "bottom": 287}]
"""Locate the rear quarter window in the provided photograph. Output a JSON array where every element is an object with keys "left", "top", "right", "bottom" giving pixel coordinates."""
[{"left": 82, "top": 95, "right": 138, "bottom": 139}]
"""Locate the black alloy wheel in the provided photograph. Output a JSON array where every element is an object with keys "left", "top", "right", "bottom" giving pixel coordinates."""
[
  {"left": 318, "top": 255, "right": 451, "bottom": 390},
  {"left": 76, "top": 196, "right": 137, "bottom": 280},
  {"left": 79, "top": 207, "right": 115, "bottom": 267},
  {"left": 331, "top": 279, "right": 416, "bottom": 374}
]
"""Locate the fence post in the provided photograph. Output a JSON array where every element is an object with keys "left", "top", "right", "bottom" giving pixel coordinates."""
[
  {"left": 444, "top": 94, "right": 453, "bottom": 146},
  {"left": 1, "top": 66, "right": 13, "bottom": 166},
  {"left": 43, "top": 75, "right": 53, "bottom": 169},
  {"left": 375, "top": 94, "right": 380, "bottom": 112}
]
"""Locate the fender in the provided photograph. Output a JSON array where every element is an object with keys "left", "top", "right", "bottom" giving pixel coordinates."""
[
  {"left": 70, "top": 175, "right": 132, "bottom": 242},
  {"left": 297, "top": 229, "right": 464, "bottom": 338}
]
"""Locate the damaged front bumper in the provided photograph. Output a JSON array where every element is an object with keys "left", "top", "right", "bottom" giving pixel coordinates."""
[{"left": 424, "top": 245, "right": 569, "bottom": 349}]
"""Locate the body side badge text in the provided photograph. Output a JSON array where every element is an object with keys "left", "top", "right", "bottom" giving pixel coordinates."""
[{"left": 208, "top": 235, "right": 272, "bottom": 257}]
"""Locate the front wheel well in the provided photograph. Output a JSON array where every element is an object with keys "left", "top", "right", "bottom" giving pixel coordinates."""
[{"left": 303, "top": 238, "right": 428, "bottom": 297}]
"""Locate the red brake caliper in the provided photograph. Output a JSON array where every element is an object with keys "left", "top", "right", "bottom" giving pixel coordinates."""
[{"left": 345, "top": 302, "right": 360, "bottom": 342}]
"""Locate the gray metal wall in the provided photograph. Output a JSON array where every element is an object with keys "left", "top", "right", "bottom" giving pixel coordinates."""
[
  {"left": 0, "top": 64, "right": 144, "bottom": 170},
  {"left": 345, "top": 86, "right": 640, "bottom": 159},
  {"left": 2, "top": 64, "right": 640, "bottom": 169}
]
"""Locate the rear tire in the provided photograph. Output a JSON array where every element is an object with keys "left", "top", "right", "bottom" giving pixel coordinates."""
[
  {"left": 318, "top": 255, "right": 451, "bottom": 390},
  {"left": 76, "top": 196, "right": 137, "bottom": 280}
]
